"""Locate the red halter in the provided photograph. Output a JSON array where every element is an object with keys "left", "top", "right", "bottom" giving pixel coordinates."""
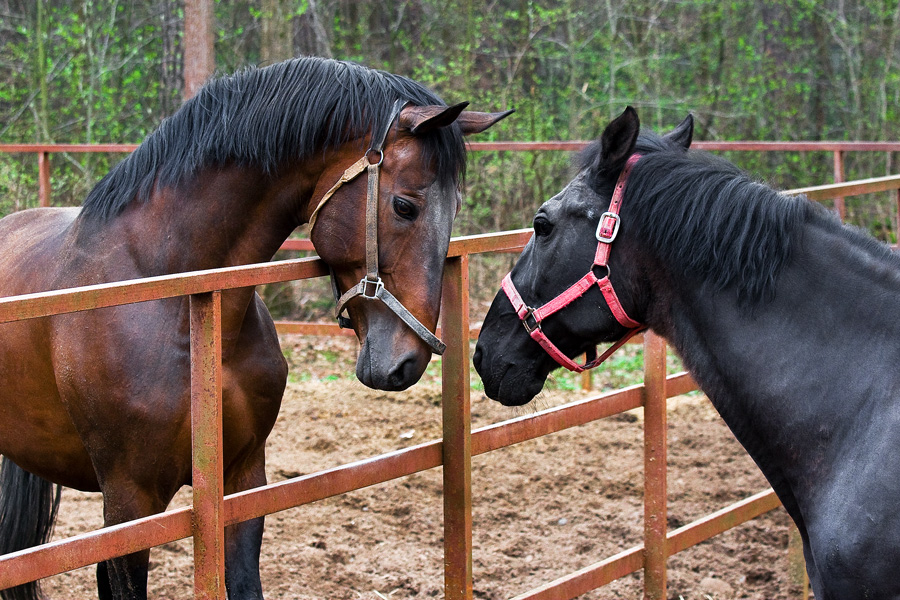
[{"left": 502, "top": 154, "right": 645, "bottom": 373}]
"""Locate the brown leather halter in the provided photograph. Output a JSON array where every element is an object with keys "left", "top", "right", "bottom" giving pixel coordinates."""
[
  {"left": 308, "top": 100, "right": 447, "bottom": 355},
  {"left": 502, "top": 154, "right": 645, "bottom": 372}
]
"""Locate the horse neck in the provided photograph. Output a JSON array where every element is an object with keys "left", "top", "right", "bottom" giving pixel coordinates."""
[
  {"left": 655, "top": 215, "right": 900, "bottom": 487},
  {"left": 104, "top": 165, "right": 320, "bottom": 274},
  {"left": 71, "top": 163, "right": 322, "bottom": 351}
]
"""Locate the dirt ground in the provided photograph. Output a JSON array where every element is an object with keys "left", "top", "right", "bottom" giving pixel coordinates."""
[{"left": 41, "top": 335, "right": 805, "bottom": 600}]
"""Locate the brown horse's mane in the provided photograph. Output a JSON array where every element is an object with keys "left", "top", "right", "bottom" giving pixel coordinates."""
[{"left": 81, "top": 57, "right": 467, "bottom": 220}]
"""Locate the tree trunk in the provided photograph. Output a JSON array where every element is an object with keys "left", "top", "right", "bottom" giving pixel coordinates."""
[
  {"left": 294, "top": 0, "right": 332, "bottom": 58},
  {"left": 261, "top": 0, "right": 293, "bottom": 64},
  {"left": 184, "top": 0, "right": 214, "bottom": 100}
]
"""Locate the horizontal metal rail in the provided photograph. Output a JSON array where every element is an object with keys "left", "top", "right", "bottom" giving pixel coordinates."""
[
  {"left": 4, "top": 140, "right": 900, "bottom": 154},
  {"left": 1, "top": 175, "right": 897, "bottom": 598},
  {"left": 0, "top": 258, "right": 329, "bottom": 324},
  {"left": 3, "top": 141, "right": 900, "bottom": 218},
  {"left": 509, "top": 490, "right": 781, "bottom": 600},
  {"left": 0, "top": 370, "right": 691, "bottom": 588},
  {"left": 791, "top": 173, "right": 900, "bottom": 200}
]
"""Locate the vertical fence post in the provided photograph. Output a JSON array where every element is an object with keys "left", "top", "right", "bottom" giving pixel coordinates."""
[
  {"left": 833, "top": 150, "right": 846, "bottom": 219},
  {"left": 38, "top": 151, "right": 51, "bottom": 207},
  {"left": 441, "top": 254, "right": 473, "bottom": 600},
  {"left": 787, "top": 527, "right": 810, "bottom": 600},
  {"left": 190, "top": 291, "right": 226, "bottom": 600},
  {"left": 643, "top": 331, "right": 668, "bottom": 599},
  {"left": 580, "top": 364, "right": 592, "bottom": 392},
  {"left": 184, "top": 0, "right": 215, "bottom": 101},
  {"left": 895, "top": 189, "right": 900, "bottom": 243}
]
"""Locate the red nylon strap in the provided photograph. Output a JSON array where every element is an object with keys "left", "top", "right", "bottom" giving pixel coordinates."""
[
  {"left": 502, "top": 271, "right": 530, "bottom": 320},
  {"left": 502, "top": 273, "right": 645, "bottom": 373},
  {"left": 595, "top": 153, "right": 639, "bottom": 264},
  {"left": 532, "top": 272, "right": 597, "bottom": 322},
  {"left": 501, "top": 153, "right": 643, "bottom": 373}
]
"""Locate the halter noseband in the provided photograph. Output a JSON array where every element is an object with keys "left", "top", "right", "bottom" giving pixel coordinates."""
[
  {"left": 502, "top": 153, "right": 645, "bottom": 373},
  {"left": 308, "top": 100, "right": 446, "bottom": 355}
]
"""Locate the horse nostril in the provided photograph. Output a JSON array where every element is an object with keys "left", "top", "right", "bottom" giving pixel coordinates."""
[
  {"left": 472, "top": 345, "right": 484, "bottom": 375},
  {"left": 387, "top": 353, "right": 423, "bottom": 391}
]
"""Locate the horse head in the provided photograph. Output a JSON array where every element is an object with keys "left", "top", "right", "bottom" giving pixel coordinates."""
[
  {"left": 474, "top": 107, "right": 693, "bottom": 405},
  {"left": 311, "top": 102, "right": 510, "bottom": 391}
]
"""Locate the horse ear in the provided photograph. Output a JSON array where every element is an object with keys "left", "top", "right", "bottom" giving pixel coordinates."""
[
  {"left": 455, "top": 108, "right": 515, "bottom": 136},
  {"left": 664, "top": 114, "right": 694, "bottom": 149},
  {"left": 399, "top": 102, "right": 469, "bottom": 135},
  {"left": 599, "top": 106, "right": 640, "bottom": 171},
  {"left": 399, "top": 103, "right": 514, "bottom": 136}
]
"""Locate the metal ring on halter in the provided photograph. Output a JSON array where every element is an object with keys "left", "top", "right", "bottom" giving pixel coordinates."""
[
  {"left": 366, "top": 148, "right": 384, "bottom": 167},
  {"left": 592, "top": 263, "right": 611, "bottom": 280}
]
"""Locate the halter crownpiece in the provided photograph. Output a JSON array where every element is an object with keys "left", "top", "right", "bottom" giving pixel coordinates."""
[
  {"left": 308, "top": 99, "right": 446, "bottom": 355},
  {"left": 502, "top": 153, "right": 645, "bottom": 373}
]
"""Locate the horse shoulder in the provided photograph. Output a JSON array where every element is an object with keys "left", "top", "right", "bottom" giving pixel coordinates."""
[{"left": 0, "top": 207, "right": 81, "bottom": 293}]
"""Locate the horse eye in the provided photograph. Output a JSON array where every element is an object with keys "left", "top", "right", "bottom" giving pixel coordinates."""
[
  {"left": 393, "top": 197, "right": 419, "bottom": 220},
  {"left": 533, "top": 216, "right": 553, "bottom": 237}
]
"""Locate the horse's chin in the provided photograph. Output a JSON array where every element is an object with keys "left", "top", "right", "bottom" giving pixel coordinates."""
[
  {"left": 355, "top": 337, "right": 429, "bottom": 391},
  {"left": 487, "top": 373, "right": 546, "bottom": 406},
  {"left": 474, "top": 351, "right": 546, "bottom": 406}
]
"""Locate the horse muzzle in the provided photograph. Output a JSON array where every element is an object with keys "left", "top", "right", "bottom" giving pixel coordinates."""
[
  {"left": 355, "top": 313, "right": 432, "bottom": 391},
  {"left": 473, "top": 341, "right": 547, "bottom": 406}
]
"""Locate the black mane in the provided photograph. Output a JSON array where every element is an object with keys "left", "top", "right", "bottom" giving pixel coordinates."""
[
  {"left": 82, "top": 57, "right": 466, "bottom": 220},
  {"left": 585, "top": 131, "right": 824, "bottom": 304}
]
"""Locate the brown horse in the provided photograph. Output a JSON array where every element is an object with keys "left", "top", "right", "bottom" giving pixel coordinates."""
[{"left": 0, "top": 57, "right": 509, "bottom": 600}]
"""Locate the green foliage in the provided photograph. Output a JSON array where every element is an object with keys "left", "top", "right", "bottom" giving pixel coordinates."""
[{"left": 2, "top": 0, "right": 900, "bottom": 237}]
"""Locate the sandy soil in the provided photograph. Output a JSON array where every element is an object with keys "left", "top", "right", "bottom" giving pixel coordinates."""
[{"left": 39, "top": 335, "right": 805, "bottom": 600}]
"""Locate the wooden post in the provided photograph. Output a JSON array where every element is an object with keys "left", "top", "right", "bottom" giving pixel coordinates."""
[
  {"left": 895, "top": 189, "right": 900, "bottom": 244},
  {"left": 642, "top": 332, "right": 668, "bottom": 599},
  {"left": 38, "top": 151, "right": 50, "bottom": 207},
  {"left": 184, "top": 0, "right": 215, "bottom": 101},
  {"left": 442, "top": 255, "right": 473, "bottom": 600},
  {"left": 190, "top": 291, "right": 226, "bottom": 600},
  {"left": 787, "top": 527, "right": 810, "bottom": 600},
  {"left": 833, "top": 150, "right": 846, "bottom": 219},
  {"left": 581, "top": 359, "right": 592, "bottom": 391}
]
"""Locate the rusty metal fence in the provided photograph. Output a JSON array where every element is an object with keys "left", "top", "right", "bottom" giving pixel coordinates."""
[
  {"left": 5, "top": 140, "right": 900, "bottom": 219},
  {"left": 0, "top": 168, "right": 898, "bottom": 598}
]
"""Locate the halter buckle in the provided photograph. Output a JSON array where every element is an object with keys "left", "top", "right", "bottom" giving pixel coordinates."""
[
  {"left": 522, "top": 308, "right": 541, "bottom": 334},
  {"left": 361, "top": 276, "right": 384, "bottom": 299},
  {"left": 596, "top": 212, "right": 621, "bottom": 243}
]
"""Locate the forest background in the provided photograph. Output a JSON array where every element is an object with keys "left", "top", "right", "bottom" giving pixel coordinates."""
[{"left": 2, "top": 0, "right": 900, "bottom": 242}]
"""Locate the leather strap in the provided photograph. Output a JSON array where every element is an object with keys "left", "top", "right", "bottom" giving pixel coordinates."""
[
  {"left": 308, "top": 156, "right": 369, "bottom": 231},
  {"left": 334, "top": 279, "right": 446, "bottom": 354},
  {"left": 365, "top": 160, "right": 380, "bottom": 280},
  {"left": 308, "top": 100, "right": 447, "bottom": 355}
]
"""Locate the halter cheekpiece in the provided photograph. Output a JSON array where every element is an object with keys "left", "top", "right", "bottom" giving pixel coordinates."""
[
  {"left": 308, "top": 100, "right": 446, "bottom": 355},
  {"left": 502, "top": 153, "right": 645, "bottom": 372}
]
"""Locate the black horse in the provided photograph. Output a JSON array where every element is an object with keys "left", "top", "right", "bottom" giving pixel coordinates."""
[{"left": 474, "top": 106, "right": 900, "bottom": 599}]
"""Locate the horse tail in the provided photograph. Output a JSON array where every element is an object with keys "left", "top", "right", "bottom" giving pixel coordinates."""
[{"left": 0, "top": 456, "right": 61, "bottom": 600}]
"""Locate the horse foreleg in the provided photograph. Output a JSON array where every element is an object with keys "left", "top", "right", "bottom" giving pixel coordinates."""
[
  {"left": 99, "top": 485, "right": 170, "bottom": 600},
  {"left": 98, "top": 548, "right": 150, "bottom": 600},
  {"left": 224, "top": 448, "right": 267, "bottom": 599},
  {"left": 224, "top": 517, "right": 265, "bottom": 599},
  {"left": 96, "top": 560, "right": 113, "bottom": 600}
]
